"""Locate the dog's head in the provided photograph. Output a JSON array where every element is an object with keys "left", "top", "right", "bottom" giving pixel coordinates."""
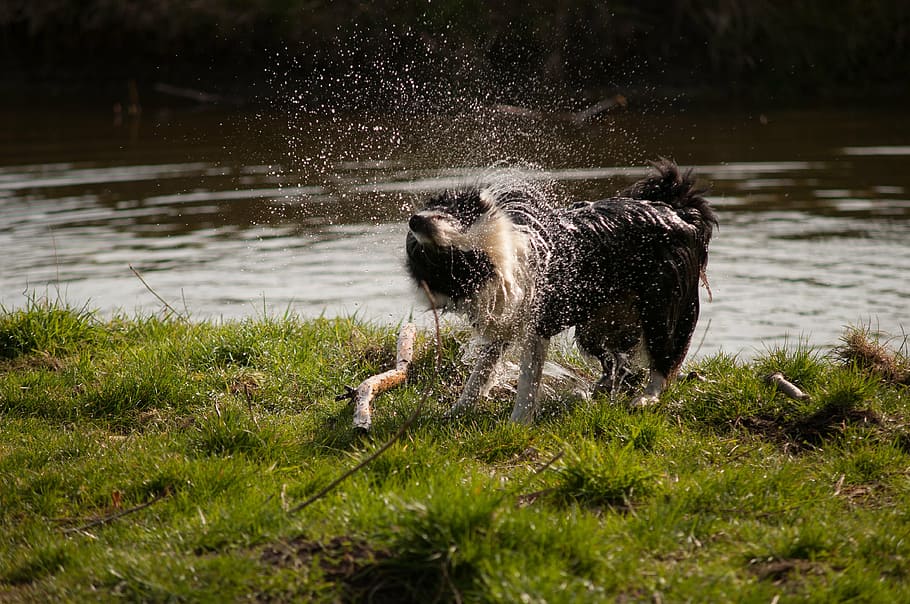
[
  {"left": 405, "top": 190, "right": 497, "bottom": 305},
  {"left": 406, "top": 189, "right": 524, "bottom": 307},
  {"left": 407, "top": 190, "right": 494, "bottom": 249}
]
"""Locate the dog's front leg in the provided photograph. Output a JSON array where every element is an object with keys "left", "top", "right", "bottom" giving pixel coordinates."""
[
  {"left": 510, "top": 336, "right": 549, "bottom": 425},
  {"left": 450, "top": 340, "right": 506, "bottom": 415}
]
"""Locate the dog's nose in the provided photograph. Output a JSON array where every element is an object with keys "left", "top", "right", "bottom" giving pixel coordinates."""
[{"left": 409, "top": 214, "right": 431, "bottom": 233}]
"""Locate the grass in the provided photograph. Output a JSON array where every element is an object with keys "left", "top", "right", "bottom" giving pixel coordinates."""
[{"left": 2, "top": 300, "right": 910, "bottom": 602}]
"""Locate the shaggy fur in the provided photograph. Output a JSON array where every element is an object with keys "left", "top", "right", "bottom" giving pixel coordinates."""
[{"left": 405, "top": 160, "right": 717, "bottom": 423}]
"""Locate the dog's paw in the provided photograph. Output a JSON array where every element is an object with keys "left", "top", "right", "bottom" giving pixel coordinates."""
[
  {"left": 444, "top": 398, "right": 476, "bottom": 420},
  {"left": 591, "top": 377, "right": 614, "bottom": 399},
  {"left": 630, "top": 393, "right": 660, "bottom": 408},
  {"left": 442, "top": 406, "right": 465, "bottom": 421},
  {"left": 509, "top": 407, "right": 535, "bottom": 425}
]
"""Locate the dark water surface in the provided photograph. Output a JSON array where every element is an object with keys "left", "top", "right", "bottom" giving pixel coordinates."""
[{"left": 2, "top": 103, "right": 908, "bottom": 357}]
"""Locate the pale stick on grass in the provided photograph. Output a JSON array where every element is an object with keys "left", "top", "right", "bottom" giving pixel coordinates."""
[
  {"left": 348, "top": 322, "right": 417, "bottom": 430},
  {"left": 764, "top": 371, "right": 811, "bottom": 401}
]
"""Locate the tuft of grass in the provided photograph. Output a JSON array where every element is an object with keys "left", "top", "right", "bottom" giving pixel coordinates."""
[
  {"left": 754, "top": 338, "right": 826, "bottom": 390},
  {"left": 835, "top": 326, "right": 910, "bottom": 386},
  {"left": 361, "top": 484, "right": 501, "bottom": 601},
  {"left": 1, "top": 531, "right": 71, "bottom": 586},
  {"left": 671, "top": 354, "right": 774, "bottom": 429},
  {"left": 817, "top": 366, "right": 880, "bottom": 414},
  {"left": 0, "top": 296, "right": 99, "bottom": 359},
  {"left": 831, "top": 438, "right": 907, "bottom": 487},
  {"left": 80, "top": 357, "right": 204, "bottom": 425},
  {"left": 611, "top": 411, "right": 669, "bottom": 452},
  {"left": 550, "top": 440, "right": 656, "bottom": 509},
  {"left": 190, "top": 400, "right": 282, "bottom": 459},
  {"left": 459, "top": 421, "right": 538, "bottom": 463},
  {"left": 760, "top": 518, "right": 838, "bottom": 562}
]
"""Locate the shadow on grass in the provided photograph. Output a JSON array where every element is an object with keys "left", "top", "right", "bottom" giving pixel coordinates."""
[
  {"left": 739, "top": 406, "right": 882, "bottom": 450},
  {"left": 261, "top": 487, "right": 497, "bottom": 602}
]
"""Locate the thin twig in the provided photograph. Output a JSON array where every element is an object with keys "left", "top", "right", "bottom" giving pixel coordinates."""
[
  {"left": 529, "top": 449, "right": 565, "bottom": 478},
  {"left": 691, "top": 317, "right": 712, "bottom": 359},
  {"left": 440, "top": 558, "right": 463, "bottom": 604},
  {"left": 129, "top": 264, "right": 185, "bottom": 320},
  {"left": 288, "top": 281, "right": 442, "bottom": 515},
  {"left": 420, "top": 280, "right": 443, "bottom": 367},
  {"left": 512, "top": 449, "right": 565, "bottom": 505},
  {"left": 62, "top": 492, "right": 170, "bottom": 535}
]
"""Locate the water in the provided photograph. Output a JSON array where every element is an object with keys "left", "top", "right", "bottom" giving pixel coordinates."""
[{"left": 2, "top": 103, "right": 909, "bottom": 358}]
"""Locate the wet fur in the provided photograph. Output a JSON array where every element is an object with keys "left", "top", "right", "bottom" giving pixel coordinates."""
[{"left": 406, "top": 160, "right": 717, "bottom": 423}]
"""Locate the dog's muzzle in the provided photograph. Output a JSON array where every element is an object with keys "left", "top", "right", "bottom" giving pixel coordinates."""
[
  {"left": 408, "top": 214, "right": 437, "bottom": 246},
  {"left": 408, "top": 213, "right": 432, "bottom": 233}
]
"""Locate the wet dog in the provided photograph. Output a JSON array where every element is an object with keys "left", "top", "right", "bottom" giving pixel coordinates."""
[{"left": 405, "top": 160, "right": 716, "bottom": 423}]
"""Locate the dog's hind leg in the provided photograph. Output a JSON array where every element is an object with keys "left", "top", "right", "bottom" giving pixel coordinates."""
[
  {"left": 510, "top": 336, "right": 550, "bottom": 424},
  {"left": 575, "top": 302, "right": 642, "bottom": 398},
  {"left": 632, "top": 297, "right": 700, "bottom": 408},
  {"left": 592, "top": 351, "right": 640, "bottom": 396},
  {"left": 631, "top": 320, "right": 675, "bottom": 408},
  {"left": 450, "top": 340, "right": 506, "bottom": 416},
  {"left": 631, "top": 369, "right": 668, "bottom": 408}
]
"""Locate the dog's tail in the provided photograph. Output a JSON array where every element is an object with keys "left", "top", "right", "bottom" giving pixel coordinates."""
[
  {"left": 624, "top": 159, "right": 716, "bottom": 301},
  {"left": 622, "top": 157, "right": 717, "bottom": 243}
]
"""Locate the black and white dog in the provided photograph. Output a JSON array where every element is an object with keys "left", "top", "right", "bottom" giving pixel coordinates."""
[{"left": 405, "top": 160, "right": 716, "bottom": 423}]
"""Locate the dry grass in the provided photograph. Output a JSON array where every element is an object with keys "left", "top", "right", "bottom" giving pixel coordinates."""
[{"left": 834, "top": 327, "right": 910, "bottom": 386}]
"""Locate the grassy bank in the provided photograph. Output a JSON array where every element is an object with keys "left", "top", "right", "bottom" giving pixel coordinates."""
[{"left": 2, "top": 300, "right": 909, "bottom": 602}]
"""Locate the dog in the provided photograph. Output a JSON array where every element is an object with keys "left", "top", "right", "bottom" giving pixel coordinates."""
[{"left": 405, "top": 159, "right": 716, "bottom": 423}]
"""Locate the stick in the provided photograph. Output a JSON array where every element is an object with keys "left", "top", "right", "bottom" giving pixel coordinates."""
[
  {"left": 569, "top": 94, "right": 628, "bottom": 124},
  {"left": 288, "top": 402, "right": 423, "bottom": 515},
  {"left": 346, "top": 323, "right": 417, "bottom": 430},
  {"left": 764, "top": 372, "right": 811, "bottom": 401},
  {"left": 420, "top": 281, "right": 443, "bottom": 368}
]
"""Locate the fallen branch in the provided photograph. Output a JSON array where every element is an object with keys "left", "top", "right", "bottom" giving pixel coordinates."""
[
  {"left": 765, "top": 372, "right": 811, "bottom": 401},
  {"left": 569, "top": 94, "right": 628, "bottom": 124},
  {"left": 337, "top": 322, "right": 417, "bottom": 431}
]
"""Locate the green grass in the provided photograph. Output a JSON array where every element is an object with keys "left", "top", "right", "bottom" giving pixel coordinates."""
[{"left": 2, "top": 301, "right": 910, "bottom": 602}]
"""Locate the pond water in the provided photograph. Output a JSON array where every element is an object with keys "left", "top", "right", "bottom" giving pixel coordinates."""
[{"left": 2, "top": 102, "right": 909, "bottom": 358}]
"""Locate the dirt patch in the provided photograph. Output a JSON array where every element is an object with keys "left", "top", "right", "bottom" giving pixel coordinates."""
[
  {"left": 789, "top": 406, "right": 881, "bottom": 444},
  {"left": 261, "top": 535, "right": 390, "bottom": 584},
  {"left": 749, "top": 557, "right": 825, "bottom": 584},
  {"left": 0, "top": 352, "right": 65, "bottom": 372},
  {"left": 228, "top": 371, "right": 263, "bottom": 398}
]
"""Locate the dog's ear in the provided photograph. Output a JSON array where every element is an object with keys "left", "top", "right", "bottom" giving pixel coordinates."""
[{"left": 478, "top": 190, "right": 495, "bottom": 213}]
